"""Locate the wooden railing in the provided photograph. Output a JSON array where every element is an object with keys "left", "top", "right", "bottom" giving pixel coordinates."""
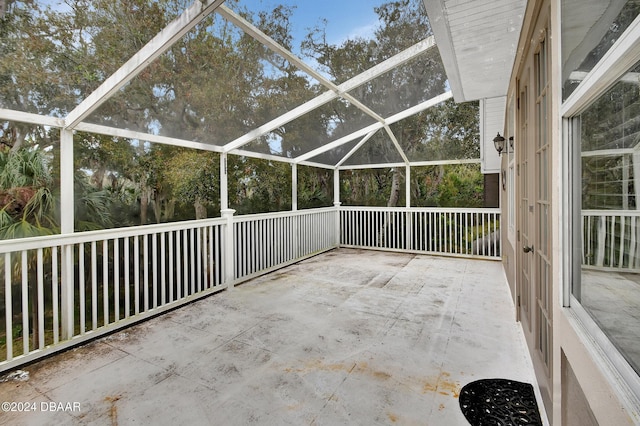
[
  {"left": 340, "top": 207, "right": 501, "bottom": 259},
  {"left": 234, "top": 209, "right": 338, "bottom": 279},
  {"left": 0, "top": 206, "right": 501, "bottom": 372},
  {"left": 582, "top": 210, "right": 640, "bottom": 270},
  {"left": 0, "top": 219, "right": 228, "bottom": 371}
]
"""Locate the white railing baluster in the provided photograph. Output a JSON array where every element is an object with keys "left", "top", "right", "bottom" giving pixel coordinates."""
[
  {"left": 583, "top": 215, "right": 588, "bottom": 265},
  {"left": 439, "top": 212, "right": 444, "bottom": 253},
  {"left": 196, "top": 228, "right": 201, "bottom": 293},
  {"left": 465, "top": 211, "right": 469, "bottom": 255},
  {"left": 211, "top": 226, "right": 217, "bottom": 286},
  {"left": 254, "top": 220, "right": 259, "bottom": 273},
  {"left": 91, "top": 241, "right": 98, "bottom": 330},
  {"left": 630, "top": 217, "right": 637, "bottom": 269},
  {"left": 114, "top": 238, "right": 120, "bottom": 321},
  {"left": 239, "top": 222, "right": 244, "bottom": 277},
  {"left": 169, "top": 232, "right": 174, "bottom": 301},
  {"left": 161, "top": 232, "right": 166, "bottom": 304},
  {"left": 366, "top": 210, "right": 370, "bottom": 247},
  {"left": 103, "top": 240, "right": 109, "bottom": 326},
  {"left": 124, "top": 237, "right": 130, "bottom": 318},
  {"left": 482, "top": 212, "right": 486, "bottom": 257},
  {"left": 250, "top": 221, "right": 255, "bottom": 273},
  {"left": 447, "top": 211, "right": 451, "bottom": 254},
  {"left": 21, "top": 251, "right": 28, "bottom": 355},
  {"left": 176, "top": 231, "right": 182, "bottom": 300},
  {"left": 214, "top": 226, "right": 220, "bottom": 286},
  {"left": 79, "top": 244, "right": 86, "bottom": 334},
  {"left": 134, "top": 236, "right": 140, "bottom": 315},
  {"left": 241, "top": 221, "right": 246, "bottom": 277},
  {"left": 52, "top": 246, "right": 59, "bottom": 344},
  {"left": 268, "top": 219, "right": 273, "bottom": 268},
  {"left": 144, "top": 235, "right": 149, "bottom": 312},
  {"left": 283, "top": 216, "right": 288, "bottom": 262},
  {"left": 153, "top": 233, "right": 158, "bottom": 308},
  {"left": 4, "top": 252, "right": 12, "bottom": 361},
  {"left": 260, "top": 219, "right": 266, "bottom": 271},
  {"left": 251, "top": 221, "right": 255, "bottom": 274},
  {"left": 495, "top": 211, "right": 499, "bottom": 256},
  {"left": 37, "top": 248, "right": 44, "bottom": 349},
  {"left": 461, "top": 212, "right": 465, "bottom": 255},
  {"left": 183, "top": 230, "right": 188, "bottom": 297},
  {"left": 618, "top": 216, "right": 625, "bottom": 268},
  {"left": 608, "top": 216, "right": 614, "bottom": 267},
  {"left": 251, "top": 220, "right": 264, "bottom": 273},
  {"left": 190, "top": 227, "right": 196, "bottom": 293}
]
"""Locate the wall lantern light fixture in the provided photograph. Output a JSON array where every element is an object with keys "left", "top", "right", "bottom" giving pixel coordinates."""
[{"left": 493, "top": 132, "right": 506, "bottom": 156}]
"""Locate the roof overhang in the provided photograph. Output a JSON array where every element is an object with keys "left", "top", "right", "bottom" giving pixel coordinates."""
[{"left": 422, "top": 0, "right": 526, "bottom": 102}]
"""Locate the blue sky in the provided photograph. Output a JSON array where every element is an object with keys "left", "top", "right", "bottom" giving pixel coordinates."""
[
  {"left": 38, "top": 0, "right": 384, "bottom": 46},
  {"left": 236, "top": 0, "right": 383, "bottom": 46}
]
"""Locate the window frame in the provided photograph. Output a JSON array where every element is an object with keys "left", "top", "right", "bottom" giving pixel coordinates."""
[
  {"left": 507, "top": 93, "right": 516, "bottom": 247},
  {"left": 562, "top": 12, "right": 640, "bottom": 402}
]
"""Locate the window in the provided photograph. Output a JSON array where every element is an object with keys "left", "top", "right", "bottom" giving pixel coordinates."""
[
  {"left": 572, "top": 63, "right": 640, "bottom": 376},
  {"left": 564, "top": 0, "right": 640, "bottom": 399}
]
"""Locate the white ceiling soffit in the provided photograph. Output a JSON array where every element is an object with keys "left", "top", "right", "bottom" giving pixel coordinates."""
[{"left": 422, "top": 0, "right": 526, "bottom": 102}]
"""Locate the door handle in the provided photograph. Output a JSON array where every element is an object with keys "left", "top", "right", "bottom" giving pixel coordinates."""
[{"left": 523, "top": 245, "right": 534, "bottom": 253}]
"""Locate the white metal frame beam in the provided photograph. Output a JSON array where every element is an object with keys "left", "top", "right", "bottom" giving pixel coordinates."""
[
  {"left": 383, "top": 125, "right": 410, "bottom": 164},
  {"left": 65, "top": 0, "right": 226, "bottom": 129},
  {"left": 295, "top": 91, "right": 453, "bottom": 166},
  {"left": 335, "top": 158, "right": 481, "bottom": 171},
  {"left": 222, "top": 37, "right": 436, "bottom": 153},
  {"left": 336, "top": 131, "right": 378, "bottom": 167},
  {"left": 217, "top": 4, "right": 408, "bottom": 129},
  {"left": 0, "top": 109, "right": 64, "bottom": 128},
  {"left": 0, "top": 2, "right": 461, "bottom": 173},
  {"left": 74, "top": 122, "right": 225, "bottom": 153}
]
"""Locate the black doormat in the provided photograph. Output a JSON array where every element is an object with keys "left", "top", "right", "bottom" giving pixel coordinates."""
[{"left": 459, "top": 378, "right": 543, "bottom": 426}]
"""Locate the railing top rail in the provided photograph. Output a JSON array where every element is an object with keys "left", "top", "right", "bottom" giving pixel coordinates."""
[
  {"left": 0, "top": 217, "right": 226, "bottom": 253},
  {"left": 582, "top": 209, "right": 640, "bottom": 216},
  {"left": 338, "top": 206, "right": 501, "bottom": 214},
  {"left": 232, "top": 207, "right": 337, "bottom": 223},
  {"left": 0, "top": 205, "right": 501, "bottom": 253}
]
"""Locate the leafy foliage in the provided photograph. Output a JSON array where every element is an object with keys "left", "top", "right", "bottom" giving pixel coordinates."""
[
  {"left": 0, "top": 0, "right": 485, "bottom": 236},
  {"left": 0, "top": 146, "right": 57, "bottom": 238}
]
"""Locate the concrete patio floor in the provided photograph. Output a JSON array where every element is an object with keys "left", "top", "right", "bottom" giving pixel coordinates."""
[{"left": 0, "top": 248, "right": 543, "bottom": 425}]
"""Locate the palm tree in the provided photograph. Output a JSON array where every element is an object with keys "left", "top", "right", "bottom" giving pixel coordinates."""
[
  {"left": 0, "top": 146, "right": 57, "bottom": 239},
  {"left": 0, "top": 146, "right": 57, "bottom": 352}
]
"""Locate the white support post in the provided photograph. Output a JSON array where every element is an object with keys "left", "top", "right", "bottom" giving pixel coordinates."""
[
  {"left": 219, "top": 152, "right": 235, "bottom": 287},
  {"left": 406, "top": 165, "right": 412, "bottom": 250},
  {"left": 291, "top": 163, "right": 299, "bottom": 258},
  {"left": 221, "top": 209, "right": 235, "bottom": 289},
  {"left": 60, "top": 129, "right": 75, "bottom": 339},
  {"left": 334, "top": 168, "right": 341, "bottom": 207},
  {"left": 633, "top": 151, "right": 640, "bottom": 210},
  {"left": 60, "top": 129, "right": 74, "bottom": 234},
  {"left": 292, "top": 163, "right": 298, "bottom": 211},
  {"left": 405, "top": 165, "right": 411, "bottom": 208},
  {"left": 220, "top": 152, "right": 228, "bottom": 211},
  {"left": 334, "top": 169, "right": 341, "bottom": 246},
  {"left": 623, "top": 154, "right": 629, "bottom": 210}
]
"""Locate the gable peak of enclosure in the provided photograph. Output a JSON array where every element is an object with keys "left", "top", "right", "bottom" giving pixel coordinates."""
[{"left": 0, "top": 0, "right": 489, "bottom": 170}]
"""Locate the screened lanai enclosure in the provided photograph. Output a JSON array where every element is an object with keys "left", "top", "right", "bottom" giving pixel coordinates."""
[{"left": 0, "top": 0, "right": 503, "bottom": 372}]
